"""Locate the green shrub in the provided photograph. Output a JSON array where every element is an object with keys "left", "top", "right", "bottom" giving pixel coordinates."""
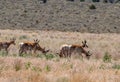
[
  {"left": 0, "top": 51, "right": 7, "bottom": 56},
  {"left": 31, "top": 66, "right": 42, "bottom": 72},
  {"left": 112, "top": 64, "right": 120, "bottom": 70},
  {"left": 19, "top": 53, "right": 32, "bottom": 57},
  {"left": 19, "top": 35, "right": 28, "bottom": 40},
  {"left": 14, "top": 60, "right": 22, "bottom": 71},
  {"left": 37, "top": 54, "right": 45, "bottom": 58},
  {"left": 45, "top": 65, "right": 51, "bottom": 72},
  {"left": 14, "top": 64, "right": 21, "bottom": 71},
  {"left": 103, "top": 52, "right": 112, "bottom": 63},
  {"left": 25, "top": 62, "right": 32, "bottom": 70},
  {"left": 45, "top": 54, "right": 55, "bottom": 60},
  {"left": 89, "top": 4, "right": 96, "bottom": 10}
]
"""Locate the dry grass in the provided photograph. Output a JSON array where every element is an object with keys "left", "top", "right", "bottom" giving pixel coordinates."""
[
  {"left": 0, "top": 57, "right": 119, "bottom": 82},
  {"left": 0, "top": 29, "right": 119, "bottom": 82}
]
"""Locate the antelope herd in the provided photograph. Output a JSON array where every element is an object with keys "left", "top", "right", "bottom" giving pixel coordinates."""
[{"left": 0, "top": 38, "right": 92, "bottom": 59}]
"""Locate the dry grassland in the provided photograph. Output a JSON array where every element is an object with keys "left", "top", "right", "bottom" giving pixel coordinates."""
[{"left": 0, "top": 29, "right": 119, "bottom": 82}]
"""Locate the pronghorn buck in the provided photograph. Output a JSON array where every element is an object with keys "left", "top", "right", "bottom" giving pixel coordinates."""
[
  {"left": 70, "top": 45, "right": 92, "bottom": 59},
  {"left": 59, "top": 40, "right": 92, "bottom": 59},
  {"left": 0, "top": 38, "right": 16, "bottom": 54},
  {"left": 19, "top": 39, "right": 49, "bottom": 56}
]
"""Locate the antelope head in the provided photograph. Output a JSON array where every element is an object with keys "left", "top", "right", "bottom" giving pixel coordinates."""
[
  {"left": 34, "top": 39, "right": 39, "bottom": 44},
  {"left": 42, "top": 47, "right": 50, "bottom": 54},
  {"left": 10, "top": 38, "right": 16, "bottom": 45},
  {"left": 86, "top": 51, "right": 92, "bottom": 60}
]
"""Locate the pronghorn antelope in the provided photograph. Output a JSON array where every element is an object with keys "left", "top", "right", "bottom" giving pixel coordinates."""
[
  {"left": 0, "top": 38, "right": 16, "bottom": 54},
  {"left": 59, "top": 44, "right": 72, "bottom": 57},
  {"left": 19, "top": 39, "right": 49, "bottom": 56},
  {"left": 59, "top": 40, "right": 92, "bottom": 59},
  {"left": 70, "top": 45, "right": 92, "bottom": 59}
]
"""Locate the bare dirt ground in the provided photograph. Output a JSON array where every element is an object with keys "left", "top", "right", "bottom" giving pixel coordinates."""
[
  {"left": 0, "top": 30, "right": 119, "bottom": 82},
  {"left": 0, "top": 0, "right": 120, "bottom": 33}
]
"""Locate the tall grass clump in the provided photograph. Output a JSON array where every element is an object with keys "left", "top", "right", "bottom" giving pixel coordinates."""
[{"left": 103, "top": 52, "right": 112, "bottom": 63}]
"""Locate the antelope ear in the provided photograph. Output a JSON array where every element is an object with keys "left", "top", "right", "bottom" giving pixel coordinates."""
[
  {"left": 36, "top": 39, "right": 39, "bottom": 43},
  {"left": 84, "top": 40, "right": 87, "bottom": 43},
  {"left": 82, "top": 41, "right": 84, "bottom": 44}
]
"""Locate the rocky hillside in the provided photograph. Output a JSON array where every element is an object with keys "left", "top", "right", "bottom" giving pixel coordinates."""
[{"left": 0, "top": 0, "right": 120, "bottom": 33}]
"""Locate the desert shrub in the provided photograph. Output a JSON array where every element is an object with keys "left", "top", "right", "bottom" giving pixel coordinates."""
[
  {"left": 19, "top": 53, "right": 32, "bottom": 57},
  {"left": 45, "top": 54, "right": 55, "bottom": 60},
  {"left": 103, "top": 0, "right": 108, "bottom": 3},
  {"left": 92, "top": 0, "right": 100, "bottom": 2},
  {"left": 37, "top": 54, "right": 45, "bottom": 58},
  {"left": 25, "top": 62, "right": 32, "bottom": 70},
  {"left": 112, "top": 64, "right": 120, "bottom": 70},
  {"left": 103, "top": 52, "right": 112, "bottom": 63},
  {"left": 31, "top": 66, "right": 42, "bottom": 72},
  {"left": 115, "top": 0, "right": 120, "bottom": 3},
  {"left": 89, "top": 4, "right": 96, "bottom": 10},
  {"left": 67, "top": 0, "right": 74, "bottom": 2},
  {"left": 19, "top": 35, "right": 28, "bottom": 40},
  {"left": 44, "top": 65, "right": 51, "bottom": 72},
  {"left": 80, "top": 0, "right": 85, "bottom": 2},
  {"left": 43, "top": 0, "right": 47, "bottom": 3},
  {"left": 0, "top": 51, "right": 7, "bottom": 56}
]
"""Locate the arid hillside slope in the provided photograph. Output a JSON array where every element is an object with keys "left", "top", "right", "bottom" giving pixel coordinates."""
[{"left": 0, "top": 0, "right": 120, "bottom": 33}]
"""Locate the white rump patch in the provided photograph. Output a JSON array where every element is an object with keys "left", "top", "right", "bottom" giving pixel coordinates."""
[
  {"left": 19, "top": 42, "right": 24, "bottom": 47},
  {"left": 60, "top": 44, "right": 72, "bottom": 50}
]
